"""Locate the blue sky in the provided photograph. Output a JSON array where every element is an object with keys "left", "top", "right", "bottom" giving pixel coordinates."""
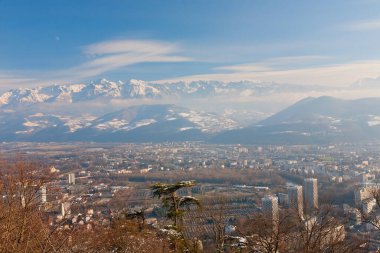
[{"left": 1, "top": 0, "right": 380, "bottom": 90}]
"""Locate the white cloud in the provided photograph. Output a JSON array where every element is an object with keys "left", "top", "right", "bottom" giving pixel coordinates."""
[
  {"left": 0, "top": 39, "right": 192, "bottom": 90},
  {"left": 67, "top": 39, "right": 191, "bottom": 79},
  {"left": 216, "top": 55, "right": 332, "bottom": 73},
  {"left": 158, "top": 60, "right": 380, "bottom": 87},
  {"left": 216, "top": 64, "right": 271, "bottom": 73},
  {"left": 0, "top": 73, "right": 38, "bottom": 92},
  {"left": 83, "top": 39, "right": 176, "bottom": 56},
  {"left": 1, "top": 37, "right": 380, "bottom": 97},
  {"left": 340, "top": 18, "right": 380, "bottom": 31},
  {"left": 261, "top": 55, "right": 333, "bottom": 66}
]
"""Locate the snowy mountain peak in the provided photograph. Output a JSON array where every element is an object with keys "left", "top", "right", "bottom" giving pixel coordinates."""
[
  {"left": 0, "top": 78, "right": 284, "bottom": 108},
  {"left": 129, "top": 79, "right": 146, "bottom": 86},
  {"left": 93, "top": 78, "right": 112, "bottom": 85},
  {"left": 0, "top": 91, "right": 12, "bottom": 105}
]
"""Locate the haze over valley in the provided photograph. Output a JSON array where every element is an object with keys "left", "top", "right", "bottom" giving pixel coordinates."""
[
  {"left": 1, "top": 78, "right": 380, "bottom": 144},
  {"left": 3, "top": 1, "right": 380, "bottom": 252}
]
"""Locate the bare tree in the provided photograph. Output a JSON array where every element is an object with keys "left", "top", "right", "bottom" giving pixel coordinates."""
[
  {"left": 238, "top": 206, "right": 365, "bottom": 253},
  {"left": 209, "top": 197, "right": 228, "bottom": 253},
  {"left": 0, "top": 160, "right": 74, "bottom": 253},
  {"left": 126, "top": 208, "right": 146, "bottom": 231},
  {"left": 238, "top": 211, "right": 294, "bottom": 253},
  {"left": 74, "top": 218, "right": 173, "bottom": 253}
]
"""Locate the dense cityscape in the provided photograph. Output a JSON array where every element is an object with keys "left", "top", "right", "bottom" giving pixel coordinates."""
[{"left": 2, "top": 142, "right": 380, "bottom": 251}]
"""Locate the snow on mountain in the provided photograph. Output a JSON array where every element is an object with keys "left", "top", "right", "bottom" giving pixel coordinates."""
[
  {"left": 13, "top": 113, "right": 96, "bottom": 135},
  {"left": 0, "top": 79, "right": 282, "bottom": 107},
  {"left": 0, "top": 88, "right": 51, "bottom": 106},
  {"left": 0, "top": 104, "right": 240, "bottom": 141},
  {"left": 127, "top": 79, "right": 162, "bottom": 98},
  {"left": 79, "top": 79, "right": 123, "bottom": 99},
  {"left": 59, "top": 115, "right": 97, "bottom": 132},
  {"left": 0, "top": 78, "right": 296, "bottom": 142},
  {"left": 89, "top": 105, "right": 239, "bottom": 134},
  {"left": 0, "top": 91, "right": 12, "bottom": 105},
  {"left": 368, "top": 115, "right": 380, "bottom": 127},
  {"left": 177, "top": 110, "right": 238, "bottom": 132},
  {"left": 4, "top": 93, "right": 380, "bottom": 143}
]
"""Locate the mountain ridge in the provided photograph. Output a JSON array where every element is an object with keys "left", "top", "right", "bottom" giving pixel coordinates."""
[
  {"left": 0, "top": 78, "right": 282, "bottom": 108},
  {"left": 2, "top": 80, "right": 380, "bottom": 144},
  {"left": 0, "top": 104, "right": 240, "bottom": 142},
  {"left": 212, "top": 96, "right": 380, "bottom": 144}
]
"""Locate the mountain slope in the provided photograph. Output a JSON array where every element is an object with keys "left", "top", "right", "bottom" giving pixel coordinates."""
[
  {"left": 0, "top": 104, "right": 239, "bottom": 142},
  {"left": 212, "top": 96, "right": 380, "bottom": 144},
  {"left": 3, "top": 77, "right": 380, "bottom": 144}
]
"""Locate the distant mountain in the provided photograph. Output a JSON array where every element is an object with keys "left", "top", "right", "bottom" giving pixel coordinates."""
[
  {"left": 0, "top": 78, "right": 282, "bottom": 108},
  {"left": 3, "top": 78, "right": 380, "bottom": 144},
  {"left": 0, "top": 78, "right": 308, "bottom": 126},
  {"left": 212, "top": 96, "right": 380, "bottom": 144},
  {"left": 0, "top": 79, "right": 163, "bottom": 107},
  {"left": 0, "top": 104, "right": 239, "bottom": 142}
]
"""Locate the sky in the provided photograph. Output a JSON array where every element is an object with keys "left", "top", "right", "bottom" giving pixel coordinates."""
[{"left": 1, "top": 0, "right": 380, "bottom": 92}]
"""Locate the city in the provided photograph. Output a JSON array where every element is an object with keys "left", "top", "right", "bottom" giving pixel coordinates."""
[{"left": 1, "top": 142, "right": 380, "bottom": 251}]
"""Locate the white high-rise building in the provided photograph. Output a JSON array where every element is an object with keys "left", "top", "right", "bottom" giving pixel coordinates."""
[
  {"left": 40, "top": 185, "right": 47, "bottom": 203},
  {"left": 288, "top": 185, "right": 303, "bottom": 218},
  {"left": 262, "top": 195, "right": 279, "bottom": 224},
  {"left": 304, "top": 178, "right": 318, "bottom": 210},
  {"left": 68, "top": 173, "right": 75, "bottom": 185}
]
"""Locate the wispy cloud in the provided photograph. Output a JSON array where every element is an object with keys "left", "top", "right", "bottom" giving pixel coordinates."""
[
  {"left": 83, "top": 39, "right": 176, "bottom": 56},
  {"left": 159, "top": 59, "right": 380, "bottom": 87},
  {"left": 261, "top": 55, "right": 332, "bottom": 66},
  {"left": 2, "top": 38, "right": 380, "bottom": 95},
  {"left": 340, "top": 18, "right": 380, "bottom": 31},
  {"left": 216, "top": 55, "right": 332, "bottom": 73},
  {"left": 66, "top": 39, "right": 191, "bottom": 79},
  {"left": 0, "top": 39, "right": 192, "bottom": 90},
  {"left": 0, "top": 73, "right": 38, "bottom": 92}
]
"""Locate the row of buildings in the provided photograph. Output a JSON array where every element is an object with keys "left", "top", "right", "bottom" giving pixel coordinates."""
[{"left": 262, "top": 178, "right": 318, "bottom": 222}]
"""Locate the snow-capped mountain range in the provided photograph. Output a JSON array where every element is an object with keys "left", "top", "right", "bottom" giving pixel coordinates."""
[
  {"left": 0, "top": 78, "right": 289, "bottom": 142},
  {"left": 0, "top": 78, "right": 283, "bottom": 107},
  {"left": 0, "top": 79, "right": 159, "bottom": 106},
  {"left": 3, "top": 78, "right": 380, "bottom": 143}
]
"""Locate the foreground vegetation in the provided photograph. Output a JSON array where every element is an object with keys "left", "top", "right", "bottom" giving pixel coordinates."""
[{"left": 0, "top": 160, "right": 372, "bottom": 252}]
